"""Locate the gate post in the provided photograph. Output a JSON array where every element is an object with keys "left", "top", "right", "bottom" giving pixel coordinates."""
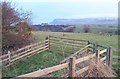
[
  {"left": 107, "top": 47, "right": 112, "bottom": 68},
  {"left": 68, "top": 57, "right": 76, "bottom": 79},
  {"left": 96, "top": 50, "right": 100, "bottom": 62},
  {"left": 93, "top": 43, "right": 97, "bottom": 53}
]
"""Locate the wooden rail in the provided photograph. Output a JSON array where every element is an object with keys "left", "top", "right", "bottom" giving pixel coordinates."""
[
  {"left": 60, "top": 44, "right": 92, "bottom": 63},
  {"left": 99, "top": 49, "right": 107, "bottom": 55},
  {"left": 1, "top": 39, "right": 50, "bottom": 67},
  {"left": 17, "top": 48, "right": 108, "bottom": 77},
  {"left": 112, "top": 56, "right": 119, "bottom": 65},
  {"left": 1, "top": 36, "right": 112, "bottom": 77},
  {"left": 50, "top": 36, "right": 88, "bottom": 42},
  {"left": 76, "top": 66, "right": 89, "bottom": 75},
  {"left": 18, "top": 63, "right": 69, "bottom": 77}
]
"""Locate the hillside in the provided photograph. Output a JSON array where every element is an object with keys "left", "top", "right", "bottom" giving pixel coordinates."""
[{"left": 50, "top": 18, "right": 117, "bottom": 25}]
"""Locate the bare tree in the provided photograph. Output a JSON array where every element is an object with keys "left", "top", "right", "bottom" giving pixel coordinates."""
[
  {"left": 2, "top": 1, "right": 33, "bottom": 53},
  {"left": 2, "top": 1, "right": 32, "bottom": 26}
]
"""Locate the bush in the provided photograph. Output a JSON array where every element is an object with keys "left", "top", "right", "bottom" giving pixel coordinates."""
[
  {"left": 83, "top": 25, "right": 91, "bottom": 33},
  {"left": 2, "top": 22, "right": 33, "bottom": 53}
]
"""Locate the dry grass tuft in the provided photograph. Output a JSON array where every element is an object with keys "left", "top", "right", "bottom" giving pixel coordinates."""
[{"left": 88, "top": 61, "right": 117, "bottom": 78}]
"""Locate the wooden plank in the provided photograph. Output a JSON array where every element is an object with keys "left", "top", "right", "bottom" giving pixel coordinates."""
[
  {"left": 113, "top": 56, "right": 120, "bottom": 59},
  {"left": 8, "top": 48, "right": 49, "bottom": 67},
  {"left": 0, "top": 54, "right": 9, "bottom": 59},
  {"left": 11, "top": 45, "right": 48, "bottom": 62},
  {"left": 51, "top": 39, "right": 87, "bottom": 45},
  {"left": 112, "top": 62, "right": 119, "bottom": 65},
  {"left": 11, "top": 43, "right": 48, "bottom": 59},
  {"left": 75, "top": 53, "right": 96, "bottom": 64},
  {"left": 76, "top": 66, "right": 89, "bottom": 75},
  {"left": 37, "top": 47, "right": 49, "bottom": 54},
  {"left": 50, "top": 36, "right": 88, "bottom": 42},
  {"left": 97, "top": 45, "right": 108, "bottom": 49},
  {"left": 51, "top": 42, "right": 86, "bottom": 48},
  {"left": 60, "top": 40, "right": 87, "bottom": 45},
  {"left": 99, "top": 49, "right": 107, "bottom": 55},
  {"left": 11, "top": 45, "right": 49, "bottom": 62},
  {"left": 61, "top": 44, "right": 92, "bottom": 63},
  {"left": 26, "top": 48, "right": 49, "bottom": 58},
  {"left": 100, "top": 56, "right": 107, "bottom": 62},
  {"left": 11, "top": 40, "right": 49, "bottom": 55},
  {"left": 87, "top": 49, "right": 93, "bottom": 53},
  {"left": 18, "top": 62, "right": 68, "bottom": 77},
  {"left": 1, "top": 58, "right": 9, "bottom": 62}
]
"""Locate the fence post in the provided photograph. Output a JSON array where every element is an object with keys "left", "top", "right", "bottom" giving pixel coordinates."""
[
  {"left": 8, "top": 51, "right": 11, "bottom": 66},
  {"left": 68, "top": 57, "right": 76, "bottom": 79},
  {"left": 87, "top": 41, "right": 90, "bottom": 53},
  {"left": 107, "top": 47, "right": 112, "bottom": 68},
  {"left": 93, "top": 43, "right": 97, "bottom": 53},
  {"left": 72, "top": 40, "right": 75, "bottom": 54},
  {"left": 87, "top": 41, "right": 90, "bottom": 45},
  {"left": 96, "top": 50, "right": 100, "bottom": 62},
  {"left": 48, "top": 35, "right": 50, "bottom": 49}
]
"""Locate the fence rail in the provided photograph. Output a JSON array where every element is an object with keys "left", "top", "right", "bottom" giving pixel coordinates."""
[
  {"left": 112, "top": 56, "right": 119, "bottom": 65},
  {"left": 1, "top": 39, "right": 50, "bottom": 67},
  {"left": 1, "top": 35, "right": 113, "bottom": 77},
  {"left": 18, "top": 48, "right": 108, "bottom": 77}
]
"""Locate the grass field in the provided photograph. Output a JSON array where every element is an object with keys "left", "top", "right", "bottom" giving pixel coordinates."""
[
  {"left": 2, "top": 31, "right": 119, "bottom": 77},
  {"left": 75, "top": 25, "right": 118, "bottom": 33},
  {"left": 33, "top": 31, "right": 118, "bottom": 49}
]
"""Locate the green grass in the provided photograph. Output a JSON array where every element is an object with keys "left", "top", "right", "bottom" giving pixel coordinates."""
[
  {"left": 32, "top": 31, "right": 118, "bottom": 51},
  {"left": 75, "top": 25, "right": 118, "bottom": 33},
  {"left": 2, "top": 31, "right": 119, "bottom": 77},
  {"left": 2, "top": 49, "right": 73, "bottom": 77},
  {"left": 32, "top": 31, "right": 119, "bottom": 74}
]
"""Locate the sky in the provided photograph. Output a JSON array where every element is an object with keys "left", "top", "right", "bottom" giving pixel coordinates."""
[{"left": 11, "top": 0, "right": 119, "bottom": 24}]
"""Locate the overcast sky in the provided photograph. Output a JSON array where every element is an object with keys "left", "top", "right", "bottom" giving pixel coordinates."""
[{"left": 12, "top": 0, "right": 119, "bottom": 24}]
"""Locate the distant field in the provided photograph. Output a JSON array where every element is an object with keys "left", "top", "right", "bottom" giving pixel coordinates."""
[
  {"left": 32, "top": 31, "right": 118, "bottom": 49},
  {"left": 75, "top": 25, "right": 118, "bottom": 33},
  {"left": 32, "top": 31, "right": 119, "bottom": 68},
  {"left": 3, "top": 31, "right": 119, "bottom": 77}
]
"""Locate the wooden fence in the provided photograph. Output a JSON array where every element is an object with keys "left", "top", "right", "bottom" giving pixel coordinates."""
[
  {"left": 113, "top": 56, "right": 120, "bottom": 65},
  {"left": 50, "top": 36, "right": 92, "bottom": 55},
  {"left": 49, "top": 36, "right": 112, "bottom": 67},
  {"left": 0, "top": 39, "right": 50, "bottom": 67},
  {"left": 1, "top": 35, "right": 112, "bottom": 77},
  {"left": 17, "top": 36, "right": 112, "bottom": 77},
  {"left": 18, "top": 47, "right": 109, "bottom": 77}
]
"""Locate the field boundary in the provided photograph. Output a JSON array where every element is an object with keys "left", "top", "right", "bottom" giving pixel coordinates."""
[
  {"left": 17, "top": 36, "right": 113, "bottom": 77},
  {"left": 1, "top": 39, "right": 50, "bottom": 67},
  {"left": 18, "top": 46, "right": 109, "bottom": 77},
  {"left": 1, "top": 35, "right": 114, "bottom": 77}
]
